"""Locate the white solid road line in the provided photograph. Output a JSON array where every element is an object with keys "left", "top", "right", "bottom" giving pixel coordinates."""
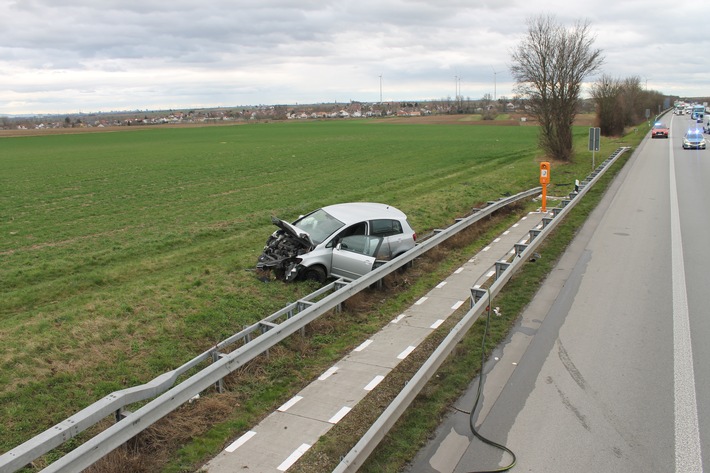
[{"left": 668, "top": 126, "right": 703, "bottom": 473}]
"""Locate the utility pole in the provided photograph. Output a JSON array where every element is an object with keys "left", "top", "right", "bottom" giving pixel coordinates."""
[
  {"left": 457, "top": 76, "right": 462, "bottom": 109},
  {"left": 492, "top": 66, "right": 498, "bottom": 102},
  {"left": 379, "top": 74, "right": 383, "bottom": 103}
]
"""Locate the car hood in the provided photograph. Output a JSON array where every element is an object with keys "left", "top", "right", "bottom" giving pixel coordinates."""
[{"left": 271, "top": 216, "right": 314, "bottom": 248}]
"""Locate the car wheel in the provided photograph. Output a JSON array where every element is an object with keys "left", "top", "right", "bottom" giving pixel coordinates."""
[{"left": 303, "top": 266, "right": 326, "bottom": 283}]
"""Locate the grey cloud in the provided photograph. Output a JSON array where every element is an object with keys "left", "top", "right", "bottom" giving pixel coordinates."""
[{"left": 1, "top": 0, "right": 708, "bottom": 114}]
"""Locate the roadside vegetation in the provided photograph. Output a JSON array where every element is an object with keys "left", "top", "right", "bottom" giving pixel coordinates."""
[
  {"left": 510, "top": 15, "right": 603, "bottom": 162},
  {"left": 590, "top": 75, "right": 669, "bottom": 136},
  {"left": 0, "top": 116, "right": 649, "bottom": 472}
]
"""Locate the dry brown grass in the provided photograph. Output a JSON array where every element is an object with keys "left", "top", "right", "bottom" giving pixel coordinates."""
[{"left": 85, "top": 396, "right": 238, "bottom": 473}]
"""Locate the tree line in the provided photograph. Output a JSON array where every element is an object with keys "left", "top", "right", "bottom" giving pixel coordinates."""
[
  {"left": 590, "top": 76, "right": 669, "bottom": 136},
  {"left": 509, "top": 14, "right": 673, "bottom": 162}
]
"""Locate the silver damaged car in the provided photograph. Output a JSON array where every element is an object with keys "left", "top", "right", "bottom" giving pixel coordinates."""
[{"left": 256, "top": 202, "right": 417, "bottom": 282}]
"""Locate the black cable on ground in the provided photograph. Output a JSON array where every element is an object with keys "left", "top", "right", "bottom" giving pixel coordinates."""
[{"left": 465, "top": 289, "right": 517, "bottom": 473}]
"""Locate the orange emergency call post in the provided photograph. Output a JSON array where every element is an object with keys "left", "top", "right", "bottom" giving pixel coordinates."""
[{"left": 540, "top": 161, "right": 550, "bottom": 212}]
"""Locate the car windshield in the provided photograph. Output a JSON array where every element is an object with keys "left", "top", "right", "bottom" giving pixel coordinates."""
[
  {"left": 653, "top": 123, "right": 667, "bottom": 129},
  {"left": 686, "top": 133, "right": 702, "bottom": 140},
  {"left": 293, "top": 209, "right": 345, "bottom": 244}
]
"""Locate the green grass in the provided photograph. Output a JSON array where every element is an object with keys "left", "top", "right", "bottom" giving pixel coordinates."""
[{"left": 0, "top": 118, "right": 643, "bottom": 467}]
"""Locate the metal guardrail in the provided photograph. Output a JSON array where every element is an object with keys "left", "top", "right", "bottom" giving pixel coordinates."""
[
  {"left": 0, "top": 188, "right": 541, "bottom": 473},
  {"left": 333, "top": 147, "right": 631, "bottom": 472}
]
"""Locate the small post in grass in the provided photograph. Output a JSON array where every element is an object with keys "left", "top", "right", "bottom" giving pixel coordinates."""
[
  {"left": 539, "top": 161, "right": 550, "bottom": 212},
  {"left": 588, "top": 126, "right": 600, "bottom": 170}
]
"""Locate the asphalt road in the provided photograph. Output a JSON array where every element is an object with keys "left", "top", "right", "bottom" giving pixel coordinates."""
[{"left": 407, "top": 112, "right": 708, "bottom": 473}]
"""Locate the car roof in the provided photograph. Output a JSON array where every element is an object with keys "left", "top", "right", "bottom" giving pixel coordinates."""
[{"left": 320, "top": 202, "right": 407, "bottom": 223}]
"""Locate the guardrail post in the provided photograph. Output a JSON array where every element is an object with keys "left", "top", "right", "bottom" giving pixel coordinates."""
[
  {"left": 514, "top": 243, "right": 528, "bottom": 257},
  {"left": 115, "top": 407, "right": 131, "bottom": 423},
  {"left": 296, "top": 301, "right": 314, "bottom": 334},
  {"left": 212, "top": 351, "right": 225, "bottom": 393},
  {"left": 541, "top": 217, "right": 553, "bottom": 228},
  {"left": 334, "top": 281, "right": 349, "bottom": 312},
  {"left": 375, "top": 277, "right": 384, "bottom": 290},
  {"left": 470, "top": 287, "right": 487, "bottom": 306},
  {"left": 552, "top": 207, "right": 562, "bottom": 217},
  {"left": 495, "top": 260, "right": 510, "bottom": 279},
  {"left": 529, "top": 228, "right": 541, "bottom": 241}
]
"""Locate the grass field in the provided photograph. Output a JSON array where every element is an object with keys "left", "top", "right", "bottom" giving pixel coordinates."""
[{"left": 0, "top": 117, "right": 643, "bottom": 470}]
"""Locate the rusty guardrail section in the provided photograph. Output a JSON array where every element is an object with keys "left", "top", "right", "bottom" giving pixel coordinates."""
[
  {"left": 333, "top": 147, "right": 631, "bottom": 472},
  {"left": 0, "top": 187, "right": 541, "bottom": 473}
]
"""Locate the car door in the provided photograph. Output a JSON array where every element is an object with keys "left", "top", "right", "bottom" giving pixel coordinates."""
[
  {"left": 369, "top": 219, "right": 404, "bottom": 257},
  {"left": 330, "top": 235, "right": 383, "bottom": 280}
]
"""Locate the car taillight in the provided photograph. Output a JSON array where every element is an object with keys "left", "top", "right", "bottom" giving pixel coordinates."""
[{"left": 412, "top": 233, "right": 417, "bottom": 241}]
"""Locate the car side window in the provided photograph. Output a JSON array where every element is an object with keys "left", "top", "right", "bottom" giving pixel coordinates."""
[
  {"left": 339, "top": 235, "right": 381, "bottom": 257},
  {"left": 370, "top": 219, "right": 403, "bottom": 237},
  {"left": 327, "top": 222, "right": 367, "bottom": 248}
]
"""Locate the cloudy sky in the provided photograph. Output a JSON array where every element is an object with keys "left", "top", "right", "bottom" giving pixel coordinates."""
[{"left": 0, "top": 0, "right": 705, "bottom": 115}]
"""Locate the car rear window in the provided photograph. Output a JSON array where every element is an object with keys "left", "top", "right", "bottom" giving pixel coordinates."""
[{"left": 370, "top": 219, "right": 403, "bottom": 237}]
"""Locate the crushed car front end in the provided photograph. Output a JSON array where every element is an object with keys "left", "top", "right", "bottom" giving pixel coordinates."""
[{"left": 256, "top": 217, "right": 314, "bottom": 279}]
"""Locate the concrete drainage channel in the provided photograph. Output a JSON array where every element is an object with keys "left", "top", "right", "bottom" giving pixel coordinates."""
[{"left": 0, "top": 148, "right": 629, "bottom": 473}]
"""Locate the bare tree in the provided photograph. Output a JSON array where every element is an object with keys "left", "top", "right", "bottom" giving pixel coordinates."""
[
  {"left": 592, "top": 75, "right": 666, "bottom": 136},
  {"left": 510, "top": 15, "right": 603, "bottom": 161},
  {"left": 591, "top": 74, "right": 625, "bottom": 136},
  {"left": 620, "top": 76, "right": 645, "bottom": 125}
]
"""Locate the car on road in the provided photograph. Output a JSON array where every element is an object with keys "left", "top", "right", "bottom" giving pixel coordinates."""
[
  {"left": 650, "top": 122, "right": 669, "bottom": 138},
  {"left": 691, "top": 104, "right": 705, "bottom": 120},
  {"left": 682, "top": 130, "right": 707, "bottom": 149},
  {"left": 256, "top": 202, "right": 417, "bottom": 282}
]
